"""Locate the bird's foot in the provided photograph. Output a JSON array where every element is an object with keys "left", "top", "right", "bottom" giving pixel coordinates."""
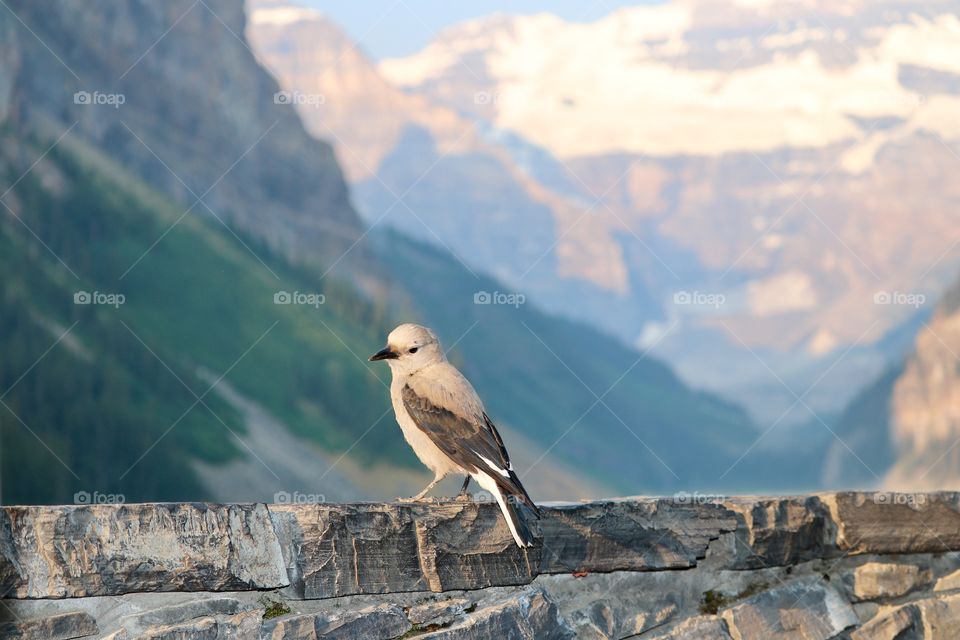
[
  {"left": 396, "top": 496, "right": 421, "bottom": 503},
  {"left": 454, "top": 492, "right": 472, "bottom": 502}
]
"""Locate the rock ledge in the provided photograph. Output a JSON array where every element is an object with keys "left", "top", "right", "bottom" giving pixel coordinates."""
[{"left": 3, "top": 492, "right": 960, "bottom": 638}]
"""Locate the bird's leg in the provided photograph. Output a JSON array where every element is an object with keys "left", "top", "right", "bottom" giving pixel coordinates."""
[
  {"left": 399, "top": 473, "right": 443, "bottom": 502},
  {"left": 455, "top": 475, "right": 472, "bottom": 500}
]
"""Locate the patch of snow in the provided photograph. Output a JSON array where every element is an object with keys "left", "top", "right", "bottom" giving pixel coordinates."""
[
  {"left": 636, "top": 321, "right": 672, "bottom": 350},
  {"left": 379, "top": 4, "right": 960, "bottom": 167},
  {"left": 762, "top": 234, "right": 784, "bottom": 250},
  {"left": 761, "top": 26, "right": 829, "bottom": 49},
  {"left": 747, "top": 270, "right": 818, "bottom": 317},
  {"left": 248, "top": 5, "right": 323, "bottom": 26},
  {"left": 808, "top": 328, "right": 840, "bottom": 356}
]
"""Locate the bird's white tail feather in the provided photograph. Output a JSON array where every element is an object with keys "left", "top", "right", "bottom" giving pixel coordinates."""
[{"left": 473, "top": 472, "right": 534, "bottom": 547}]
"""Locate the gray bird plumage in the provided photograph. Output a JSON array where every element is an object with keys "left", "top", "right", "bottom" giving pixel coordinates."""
[{"left": 369, "top": 323, "right": 539, "bottom": 547}]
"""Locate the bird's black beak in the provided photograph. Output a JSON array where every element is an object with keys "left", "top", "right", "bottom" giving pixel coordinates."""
[{"left": 369, "top": 347, "right": 399, "bottom": 361}]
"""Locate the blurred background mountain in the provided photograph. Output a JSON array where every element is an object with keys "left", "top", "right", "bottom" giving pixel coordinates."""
[{"left": 1, "top": 0, "right": 958, "bottom": 505}]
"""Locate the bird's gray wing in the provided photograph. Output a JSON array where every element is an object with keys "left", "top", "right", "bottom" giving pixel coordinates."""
[
  {"left": 401, "top": 384, "right": 538, "bottom": 513},
  {"left": 401, "top": 383, "right": 507, "bottom": 473}
]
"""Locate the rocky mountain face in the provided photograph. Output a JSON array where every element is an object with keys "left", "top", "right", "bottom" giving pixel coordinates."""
[
  {"left": 248, "top": 0, "right": 960, "bottom": 426},
  {"left": 6, "top": 0, "right": 365, "bottom": 273},
  {"left": 0, "top": 9, "right": 16, "bottom": 124},
  {"left": 6, "top": 494, "right": 960, "bottom": 638},
  {"left": 885, "top": 276, "right": 960, "bottom": 489},
  {"left": 245, "top": 3, "right": 468, "bottom": 185}
]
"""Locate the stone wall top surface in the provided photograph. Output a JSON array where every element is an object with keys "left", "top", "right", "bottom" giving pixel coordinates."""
[{"left": 2, "top": 492, "right": 957, "bottom": 600}]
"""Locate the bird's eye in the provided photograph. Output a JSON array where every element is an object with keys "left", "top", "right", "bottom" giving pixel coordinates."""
[{"left": 408, "top": 347, "right": 419, "bottom": 354}]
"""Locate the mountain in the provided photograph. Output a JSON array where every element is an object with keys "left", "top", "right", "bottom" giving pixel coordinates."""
[
  {"left": 248, "top": 1, "right": 960, "bottom": 428},
  {"left": 0, "top": 0, "right": 414, "bottom": 503},
  {"left": 246, "top": 3, "right": 606, "bottom": 318},
  {"left": 884, "top": 275, "right": 960, "bottom": 489},
  {"left": 0, "top": 0, "right": 766, "bottom": 504},
  {"left": 0, "top": 127, "right": 398, "bottom": 503},
  {"left": 10, "top": 1, "right": 365, "bottom": 274},
  {"left": 828, "top": 270, "right": 960, "bottom": 490}
]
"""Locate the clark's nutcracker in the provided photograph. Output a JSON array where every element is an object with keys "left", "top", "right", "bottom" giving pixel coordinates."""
[{"left": 370, "top": 323, "right": 539, "bottom": 547}]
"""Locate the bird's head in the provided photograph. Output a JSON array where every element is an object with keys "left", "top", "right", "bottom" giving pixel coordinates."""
[{"left": 369, "top": 323, "right": 444, "bottom": 374}]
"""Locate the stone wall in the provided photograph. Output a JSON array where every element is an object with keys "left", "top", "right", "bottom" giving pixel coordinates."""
[{"left": 3, "top": 493, "right": 960, "bottom": 638}]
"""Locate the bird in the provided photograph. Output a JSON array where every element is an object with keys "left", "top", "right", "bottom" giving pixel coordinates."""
[{"left": 369, "top": 323, "right": 539, "bottom": 547}]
